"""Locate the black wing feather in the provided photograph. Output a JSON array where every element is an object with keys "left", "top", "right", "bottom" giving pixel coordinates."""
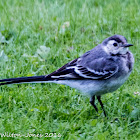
[{"left": 46, "top": 57, "right": 118, "bottom": 80}]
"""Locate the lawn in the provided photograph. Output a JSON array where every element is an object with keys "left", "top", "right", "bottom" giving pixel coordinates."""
[{"left": 0, "top": 0, "right": 140, "bottom": 139}]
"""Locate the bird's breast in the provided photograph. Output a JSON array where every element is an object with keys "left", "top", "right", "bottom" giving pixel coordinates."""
[{"left": 120, "top": 51, "right": 134, "bottom": 74}]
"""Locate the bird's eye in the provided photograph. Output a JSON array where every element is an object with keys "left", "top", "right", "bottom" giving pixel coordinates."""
[{"left": 113, "top": 43, "right": 118, "bottom": 47}]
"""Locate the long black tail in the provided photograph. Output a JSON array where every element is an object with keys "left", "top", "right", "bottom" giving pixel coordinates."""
[{"left": 0, "top": 75, "right": 49, "bottom": 86}]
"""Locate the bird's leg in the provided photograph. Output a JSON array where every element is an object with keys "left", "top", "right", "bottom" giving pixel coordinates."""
[
  {"left": 90, "top": 95, "right": 98, "bottom": 112},
  {"left": 97, "top": 96, "right": 106, "bottom": 117}
]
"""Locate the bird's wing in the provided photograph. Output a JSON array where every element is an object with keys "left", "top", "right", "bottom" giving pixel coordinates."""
[
  {"left": 46, "top": 57, "right": 119, "bottom": 80},
  {"left": 46, "top": 58, "right": 82, "bottom": 80},
  {"left": 74, "top": 57, "right": 118, "bottom": 79}
]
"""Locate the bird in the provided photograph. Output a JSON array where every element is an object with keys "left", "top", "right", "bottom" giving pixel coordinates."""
[{"left": 0, "top": 35, "right": 134, "bottom": 116}]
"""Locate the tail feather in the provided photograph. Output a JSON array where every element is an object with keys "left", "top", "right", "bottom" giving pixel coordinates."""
[{"left": 0, "top": 75, "right": 48, "bottom": 86}]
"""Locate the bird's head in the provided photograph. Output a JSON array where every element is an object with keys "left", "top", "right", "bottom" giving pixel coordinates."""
[{"left": 102, "top": 35, "right": 133, "bottom": 55}]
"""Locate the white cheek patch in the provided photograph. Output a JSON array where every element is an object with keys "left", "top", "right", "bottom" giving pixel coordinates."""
[
  {"left": 108, "top": 40, "right": 116, "bottom": 45},
  {"left": 103, "top": 40, "right": 116, "bottom": 54},
  {"left": 103, "top": 40, "right": 129, "bottom": 55}
]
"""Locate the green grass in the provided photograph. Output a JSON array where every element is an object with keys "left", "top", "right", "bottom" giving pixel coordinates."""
[{"left": 0, "top": 0, "right": 140, "bottom": 139}]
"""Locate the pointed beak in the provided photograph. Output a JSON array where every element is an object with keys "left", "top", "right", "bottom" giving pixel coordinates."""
[{"left": 122, "top": 43, "right": 133, "bottom": 47}]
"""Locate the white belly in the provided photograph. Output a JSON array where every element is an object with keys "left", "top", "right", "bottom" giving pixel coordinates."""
[{"left": 53, "top": 73, "right": 130, "bottom": 97}]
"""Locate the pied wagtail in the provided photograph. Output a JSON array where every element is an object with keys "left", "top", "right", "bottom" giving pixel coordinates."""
[{"left": 0, "top": 35, "right": 134, "bottom": 116}]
